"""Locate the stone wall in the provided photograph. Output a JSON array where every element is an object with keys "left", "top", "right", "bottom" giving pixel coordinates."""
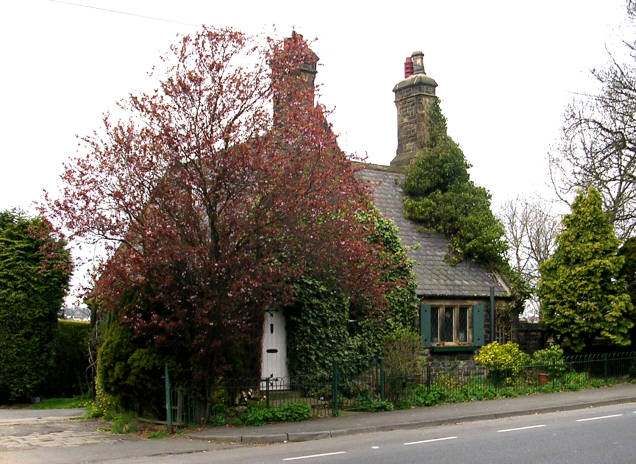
[
  {"left": 514, "top": 321, "right": 544, "bottom": 354},
  {"left": 426, "top": 357, "right": 486, "bottom": 378}
]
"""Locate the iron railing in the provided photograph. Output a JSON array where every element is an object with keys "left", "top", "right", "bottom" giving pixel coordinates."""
[{"left": 164, "top": 351, "right": 635, "bottom": 427}]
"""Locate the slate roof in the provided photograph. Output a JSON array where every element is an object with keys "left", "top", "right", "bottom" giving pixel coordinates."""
[{"left": 357, "top": 167, "right": 510, "bottom": 298}]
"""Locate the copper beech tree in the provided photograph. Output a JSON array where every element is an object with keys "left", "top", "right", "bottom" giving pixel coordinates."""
[{"left": 44, "top": 29, "right": 399, "bottom": 382}]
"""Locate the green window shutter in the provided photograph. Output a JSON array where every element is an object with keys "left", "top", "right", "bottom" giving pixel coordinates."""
[
  {"left": 420, "top": 304, "right": 432, "bottom": 348},
  {"left": 473, "top": 303, "right": 485, "bottom": 347}
]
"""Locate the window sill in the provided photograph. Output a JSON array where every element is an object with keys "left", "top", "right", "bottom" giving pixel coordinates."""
[{"left": 430, "top": 346, "right": 479, "bottom": 352}]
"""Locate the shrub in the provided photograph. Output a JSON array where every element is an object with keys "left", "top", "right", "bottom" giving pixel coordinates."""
[
  {"left": 208, "top": 403, "right": 227, "bottom": 426},
  {"left": 110, "top": 412, "right": 137, "bottom": 434},
  {"left": 561, "top": 371, "right": 590, "bottom": 391},
  {"left": 474, "top": 342, "right": 531, "bottom": 383},
  {"left": 0, "top": 212, "right": 71, "bottom": 402},
  {"left": 461, "top": 382, "right": 497, "bottom": 401},
  {"left": 354, "top": 395, "right": 396, "bottom": 412},
  {"left": 280, "top": 401, "right": 312, "bottom": 422},
  {"left": 369, "top": 400, "right": 394, "bottom": 411},
  {"left": 379, "top": 329, "right": 421, "bottom": 403},
  {"left": 447, "top": 390, "right": 469, "bottom": 403},
  {"left": 498, "top": 387, "right": 517, "bottom": 398},
  {"left": 353, "top": 394, "right": 373, "bottom": 411},
  {"left": 394, "top": 399, "right": 411, "bottom": 410},
  {"left": 413, "top": 384, "right": 450, "bottom": 407},
  {"left": 97, "top": 323, "right": 171, "bottom": 418},
  {"left": 383, "top": 327, "right": 422, "bottom": 375},
  {"left": 241, "top": 401, "right": 312, "bottom": 425},
  {"left": 242, "top": 406, "right": 269, "bottom": 426},
  {"left": 532, "top": 344, "right": 567, "bottom": 378}
]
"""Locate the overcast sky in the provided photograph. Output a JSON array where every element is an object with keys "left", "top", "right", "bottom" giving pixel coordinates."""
[{"left": 0, "top": 0, "right": 632, "bottom": 300}]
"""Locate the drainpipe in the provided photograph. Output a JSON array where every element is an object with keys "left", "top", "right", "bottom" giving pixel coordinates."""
[{"left": 490, "top": 286, "right": 496, "bottom": 343}]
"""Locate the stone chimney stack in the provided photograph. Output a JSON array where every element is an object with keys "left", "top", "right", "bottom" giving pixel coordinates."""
[
  {"left": 285, "top": 31, "right": 318, "bottom": 101},
  {"left": 273, "top": 32, "right": 319, "bottom": 125},
  {"left": 390, "top": 51, "right": 438, "bottom": 170}
]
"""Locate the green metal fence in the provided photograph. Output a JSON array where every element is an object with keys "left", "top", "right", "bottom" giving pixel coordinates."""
[{"left": 164, "top": 351, "right": 636, "bottom": 427}]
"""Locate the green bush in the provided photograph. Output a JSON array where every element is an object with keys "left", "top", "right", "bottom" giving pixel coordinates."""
[
  {"left": 413, "top": 384, "right": 450, "bottom": 407},
  {"left": 0, "top": 211, "right": 71, "bottom": 402},
  {"left": 461, "top": 381, "right": 497, "bottom": 401},
  {"left": 474, "top": 342, "right": 531, "bottom": 383},
  {"left": 383, "top": 328, "right": 422, "bottom": 374},
  {"left": 97, "top": 323, "right": 170, "bottom": 418},
  {"left": 208, "top": 402, "right": 227, "bottom": 426},
  {"left": 110, "top": 412, "right": 138, "bottom": 434},
  {"left": 241, "top": 401, "right": 312, "bottom": 426},
  {"left": 589, "top": 378, "right": 607, "bottom": 388},
  {"left": 369, "top": 400, "right": 394, "bottom": 411},
  {"left": 241, "top": 406, "right": 268, "bottom": 426},
  {"left": 532, "top": 344, "right": 567, "bottom": 379},
  {"left": 281, "top": 401, "right": 312, "bottom": 421},
  {"left": 394, "top": 399, "right": 411, "bottom": 410},
  {"left": 498, "top": 387, "right": 517, "bottom": 398},
  {"left": 383, "top": 328, "right": 422, "bottom": 402},
  {"left": 353, "top": 395, "right": 395, "bottom": 412},
  {"left": 561, "top": 371, "right": 586, "bottom": 390}
]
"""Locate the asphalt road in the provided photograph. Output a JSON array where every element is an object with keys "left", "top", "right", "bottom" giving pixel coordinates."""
[
  {"left": 109, "top": 402, "right": 636, "bottom": 464},
  {"left": 2, "top": 403, "right": 634, "bottom": 463},
  {"left": 0, "top": 408, "right": 85, "bottom": 422}
]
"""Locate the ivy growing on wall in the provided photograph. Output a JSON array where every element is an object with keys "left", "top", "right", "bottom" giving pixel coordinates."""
[
  {"left": 285, "top": 210, "right": 419, "bottom": 379},
  {"left": 402, "top": 100, "right": 508, "bottom": 268}
]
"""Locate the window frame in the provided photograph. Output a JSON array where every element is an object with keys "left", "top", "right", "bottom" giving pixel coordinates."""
[
  {"left": 430, "top": 304, "right": 473, "bottom": 345},
  {"left": 420, "top": 301, "right": 485, "bottom": 348}
]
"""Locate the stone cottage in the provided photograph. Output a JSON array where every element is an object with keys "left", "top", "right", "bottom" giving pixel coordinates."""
[
  {"left": 357, "top": 52, "right": 512, "bottom": 359},
  {"left": 261, "top": 44, "right": 513, "bottom": 380}
]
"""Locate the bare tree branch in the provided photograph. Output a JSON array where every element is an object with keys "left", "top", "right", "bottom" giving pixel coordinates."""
[{"left": 549, "top": 11, "right": 635, "bottom": 240}]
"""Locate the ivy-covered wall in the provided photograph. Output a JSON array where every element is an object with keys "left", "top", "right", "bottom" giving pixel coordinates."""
[
  {"left": 402, "top": 100, "right": 507, "bottom": 268},
  {"left": 286, "top": 211, "right": 419, "bottom": 379}
]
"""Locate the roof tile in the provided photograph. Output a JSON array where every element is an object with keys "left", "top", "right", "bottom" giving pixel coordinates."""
[{"left": 358, "top": 167, "right": 509, "bottom": 298}]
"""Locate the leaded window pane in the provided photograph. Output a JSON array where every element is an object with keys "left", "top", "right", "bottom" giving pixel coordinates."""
[
  {"left": 442, "top": 307, "right": 454, "bottom": 342},
  {"left": 431, "top": 306, "right": 439, "bottom": 343},
  {"left": 458, "top": 306, "right": 468, "bottom": 342}
]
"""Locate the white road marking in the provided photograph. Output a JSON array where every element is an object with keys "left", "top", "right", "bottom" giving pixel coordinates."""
[
  {"left": 404, "top": 436, "right": 457, "bottom": 446},
  {"left": 371, "top": 446, "right": 379, "bottom": 449},
  {"left": 576, "top": 414, "right": 623, "bottom": 422},
  {"left": 283, "top": 451, "right": 347, "bottom": 461},
  {"left": 498, "top": 425, "right": 546, "bottom": 433}
]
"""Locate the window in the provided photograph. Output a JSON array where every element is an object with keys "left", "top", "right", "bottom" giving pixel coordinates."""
[
  {"left": 421, "top": 303, "right": 485, "bottom": 348},
  {"left": 429, "top": 305, "right": 472, "bottom": 344}
]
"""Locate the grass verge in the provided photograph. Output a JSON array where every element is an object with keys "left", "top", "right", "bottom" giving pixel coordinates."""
[{"left": 28, "top": 395, "right": 89, "bottom": 410}]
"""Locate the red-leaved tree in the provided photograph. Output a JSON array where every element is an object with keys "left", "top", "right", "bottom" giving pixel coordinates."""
[{"left": 44, "top": 28, "right": 396, "bottom": 383}]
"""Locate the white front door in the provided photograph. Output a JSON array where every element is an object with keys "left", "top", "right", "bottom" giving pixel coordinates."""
[{"left": 261, "top": 310, "right": 288, "bottom": 389}]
